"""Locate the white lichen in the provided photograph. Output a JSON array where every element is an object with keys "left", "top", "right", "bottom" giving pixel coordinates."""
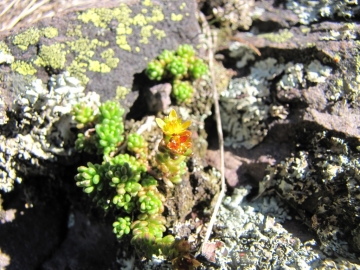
[
  {"left": 0, "top": 50, "right": 14, "bottom": 64},
  {"left": 220, "top": 58, "right": 285, "bottom": 149},
  {"left": 286, "top": 0, "right": 359, "bottom": 25},
  {"left": 0, "top": 72, "right": 100, "bottom": 192},
  {"left": 212, "top": 0, "right": 255, "bottom": 30},
  {"left": 260, "top": 131, "right": 360, "bottom": 260},
  {"left": 279, "top": 62, "right": 305, "bottom": 90},
  {"left": 228, "top": 41, "right": 256, "bottom": 68},
  {"left": 215, "top": 186, "right": 328, "bottom": 269},
  {"left": 305, "top": 60, "right": 332, "bottom": 83}
]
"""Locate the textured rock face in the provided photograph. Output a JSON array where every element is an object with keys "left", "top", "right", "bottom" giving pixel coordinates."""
[
  {"left": 0, "top": 1, "right": 203, "bottom": 269},
  {"left": 0, "top": 0, "right": 200, "bottom": 105},
  {"left": 1, "top": 0, "right": 360, "bottom": 269}
]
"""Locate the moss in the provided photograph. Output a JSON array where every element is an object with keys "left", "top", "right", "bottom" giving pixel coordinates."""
[
  {"left": 171, "top": 13, "right": 183, "bottom": 21},
  {"left": 42, "top": 27, "right": 59, "bottom": 39},
  {"left": 11, "top": 60, "right": 37, "bottom": 75},
  {"left": 259, "top": 29, "right": 294, "bottom": 43},
  {"left": 34, "top": 43, "right": 66, "bottom": 69}
]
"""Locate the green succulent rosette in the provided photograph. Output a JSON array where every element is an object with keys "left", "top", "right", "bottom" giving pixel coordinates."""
[
  {"left": 172, "top": 80, "right": 194, "bottom": 103},
  {"left": 146, "top": 59, "right": 165, "bottom": 81}
]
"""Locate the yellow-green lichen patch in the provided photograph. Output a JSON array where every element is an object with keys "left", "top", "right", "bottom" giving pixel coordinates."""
[
  {"left": 133, "top": 14, "right": 148, "bottom": 26},
  {"left": 147, "top": 6, "right": 164, "bottom": 23},
  {"left": 112, "top": 4, "right": 133, "bottom": 23},
  {"left": 77, "top": 8, "right": 114, "bottom": 28},
  {"left": 153, "top": 29, "right": 166, "bottom": 40},
  {"left": 66, "top": 25, "right": 83, "bottom": 37},
  {"left": 67, "top": 60, "right": 88, "bottom": 85},
  {"left": 179, "top": 3, "right": 186, "bottom": 10},
  {"left": 140, "top": 25, "right": 154, "bottom": 44},
  {"left": 34, "top": 43, "right": 66, "bottom": 70},
  {"left": 13, "top": 27, "right": 60, "bottom": 51},
  {"left": 259, "top": 29, "right": 294, "bottom": 43},
  {"left": 100, "top": 48, "right": 119, "bottom": 69},
  {"left": 0, "top": 41, "right": 11, "bottom": 54},
  {"left": 13, "top": 28, "right": 42, "bottom": 50},
  {"left": 78, "top": 2, "right": 166, "bottom": 53},
  {"left": 135, "top": 46, "right": 140, "bottom": 52},
  {"left": 65, "top": 36, "right": 116, "bottom": 84},
  {"left": 142, "top": 0, "right": 153, "bottom": 7},
  {"left": 11, "top": 60, "right": 37, "bottom": 75},
  {"left": 115, "top": 86, "right": 131, "bottom": 99},
  {"left": 42, "top": 27, "right": 59, "bottom": 39},
  {"left": 88, "top": 60, "right": 112, "bottom": 73},
  {"left": 171, "top": 13, "right": 183, "bottom": 21},
  {"left": 116, "top": 23, "right": 133, "bottom": 35},
  {"left": 116, "top": 35, "right": 131, "bottom": 51}
]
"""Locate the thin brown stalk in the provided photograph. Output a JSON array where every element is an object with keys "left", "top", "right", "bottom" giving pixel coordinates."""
[{"left": 197, "top": 11, "right": 226, "bottom": 255}]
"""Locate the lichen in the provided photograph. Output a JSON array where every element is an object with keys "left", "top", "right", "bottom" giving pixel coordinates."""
[
  {"left": 305, "top": 60, "right": 332, "bottom": 83},
  {"left": 0, "top": 50, "right": 14, "bottom": 65},
  {"left": 286, "top": 0, "right": 359, "bottom": 25},
  {"left": 171, "top": 13, "right": 183, "bottom": 21},
  {"left": 0, "top": 72, "right": 100, "bottom": 192},
  {"left": 34, "top": 43, "right": 66, "bottom": 70},
  {"left": 259, "top": 29, "right": 294, "bottom": 43},
  {"left": 42, "top": 27, "right": 59, "bottom": 39},
  {"left": 220, "top": 58, "right": 285, "bottom": 149},
  {"left": 215, "top": 186, "right": 322, "bottom": 269},
  {"left": 211, "top": 0, "right": 255, "bottom": 31},
  {"left": 228, "top": 41, "right": 256, "bottom": 68},
  {"left": 12, "top": 27, "right": 42, "bottom": 50},
  {"left": 260, "top": 131, "right": 360, "bottom": 259},
  {"left": 278, "top": 62, "right": 305, "bottom": 90},
  {"left": 11, "top": 60, "right": 37, "bottom": 76},
  {"left": 12, "top": 27, "right": 59, "bottom": 51},
  {"left": 77, "top": 1, "right": 166, "bottom": 53}
]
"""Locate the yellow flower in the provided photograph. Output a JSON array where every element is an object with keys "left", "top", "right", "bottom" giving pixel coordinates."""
[{"left": 155, "top": 109, "right": 191, "bottom": 135}]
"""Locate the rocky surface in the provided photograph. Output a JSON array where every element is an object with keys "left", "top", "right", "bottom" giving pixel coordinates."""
[{"left": 0, "top": 0, "right": 360, "bottom": 269}]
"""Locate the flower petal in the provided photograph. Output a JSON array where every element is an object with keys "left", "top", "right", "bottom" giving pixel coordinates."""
[
  {"left": 181, "top": 120, "right": 191, "bottom": 130},
  {"left": 155, "top": 118, "right": 166, "bottom": 130},
  {"left": 168, "top": 109, "right": 177, "bottom": 121}
]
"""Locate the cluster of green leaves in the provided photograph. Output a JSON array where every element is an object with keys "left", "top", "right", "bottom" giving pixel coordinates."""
[
  {"left": 127, "top": 133, "right": 148, "bottom": 162},
  {"left": 145, "top": 44, "right": 208, "bottom": 103},
  {"left": 72, "top": 100, "right": 125, "bottom": 157},
  {"left": 72, "top": 102, "right": 175, "bottom": 258}
]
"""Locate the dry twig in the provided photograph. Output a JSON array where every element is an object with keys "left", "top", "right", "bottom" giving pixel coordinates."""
[{"left": 197, "top": 11, "right": 226, "bottom": 256}]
